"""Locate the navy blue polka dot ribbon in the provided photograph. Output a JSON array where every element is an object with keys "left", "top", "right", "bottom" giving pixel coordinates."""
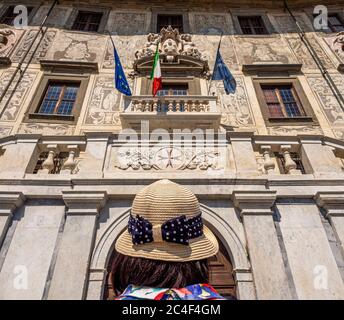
[{"left": 128, "top": 213, "right": 203, "bottom": 246}]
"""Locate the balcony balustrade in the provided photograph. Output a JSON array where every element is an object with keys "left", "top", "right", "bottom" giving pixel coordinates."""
[
  {"left": 125, "top": 95, "right": 217, "bottom": 113},
  {"left": 121, "top": 95, "right": 221, "bottom": 130}
]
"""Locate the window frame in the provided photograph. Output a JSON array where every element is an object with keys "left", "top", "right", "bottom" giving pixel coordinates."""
[
  {"left": 71, "top": 10, "right": 103, "bottom": 32},
  {"left": 141, "top": 77, "right": 201, "bottom": 96},
  {"left": 237, "top": 16, "right": 268, "bottom": 35},
  {"left": 65, "top": 6, "right": 110, "bottom": 33},
  {"left": 37, "top": 81, "right": 81, "bottom": 118},
  {"left": 156, "top": 14, "right": 184, "bottom": 33},
  {"left": 327, "top": 13, "right": 344, "bottom": 33},
  {"left": 0, "top": 4, "right": 36, "bottom": 25},
  {"left": 25, "top": 74, "right": 90, "bottom": 124},
  {"left": 253, "top": 78, "right": 318, "bottom": 127},
  {"left": 306, "top": 9, "right": 344, "bottom": 34},
  {"left": 151, "top": 10, "right": 190, "bottom": 33},
  {"left": 231, "top": 10, "right": 275, "bottom": 36},
  {"left": 261, "top": 84, "right": 306, "bottom": 119},
  {"left": 156, "top": 83, "right": 189, "bottom": 97}
]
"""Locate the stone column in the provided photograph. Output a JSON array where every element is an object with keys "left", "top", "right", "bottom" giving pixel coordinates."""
[
  {"left": 60, "top": 145, "right": 79, "bottom": 175},
  {"left": 0, "top": 192, "right": 25, "bottom": 248},
  {"left": 260, "top": 145, "right": 275, "bottom": 174},
  {"left": 233, "top": 191, "right": 292, "bottom": 300},
  {"left": 280, "top": 144, "right": 301, "bottom": 175},
  {"left": 47, "top": 191, "right": 107, "bottom": 300},
  {"left": 39, "top": 144, "right": 58, "bottom": 174},
  {"left": 316, "top": 192, "right": 344, "bottom": 254}
]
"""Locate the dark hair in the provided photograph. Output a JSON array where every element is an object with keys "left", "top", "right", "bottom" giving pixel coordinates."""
[{"left": 111, "top": 252, "right": 209, "bottom": 294}]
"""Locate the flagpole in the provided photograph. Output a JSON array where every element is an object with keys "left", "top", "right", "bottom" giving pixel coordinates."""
[
  {"left": 107, "top": 30, "right": 119, "bottom": 95},
  {"left": 207, "top": 32, "right": 223, "bottom": 96},
  {"left": 106, "top": 30, "right": 117, "bottom": 51}
]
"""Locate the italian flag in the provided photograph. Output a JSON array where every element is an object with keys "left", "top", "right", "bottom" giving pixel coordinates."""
[{"left": 150, "top": 47, "right": 162, "bottom": 96}]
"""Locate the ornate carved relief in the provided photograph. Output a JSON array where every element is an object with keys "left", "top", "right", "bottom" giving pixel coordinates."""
[
  {"left": 0, "top": 28, "right": 18, "bottom": 57},
  {"left": 85, "top": 76, "right": 127, "bottom": 125},
  {"left": 0, "top": 70, "right": 37, "bottom": 121},
  {"left": 52, "top": 32, "right": 105, "bottom": 62},
  {"left": 102, "top": 35, "right": 146, "bottom": 69},
  {"left": 12, "top": 30, "right": 57, "bottom": 63},
  {"left": 135, "top": 26, "right": 206, "bottom": 62},
  {"left": 234, "top": 37, "right": 292, "bottom": 64},
  {"left": 18, "top": 123, "right": 75, "bottom": 135},
  {"left": 133, "top": 27, "right": 209, "bottom": 75},
  {"left": 286, "top": 34, "right": 334, "bottom": 69},
  {"left": 115, "top": 146, "right": 222, "bottom": 171},
  {"left": 267, "top": 126, "right": 323, "bottom": 135},
  {"left": 210, "top": 76, "right": 254, "bottom": 128},
  {"left": 307, "top": 75, "right": 344, "bottom": 125},
  {"left": 324, "top": 32, "right": 344, "bottom": 63},
  {"left": 0, "top": 126, "right": 12, "bottom": 138},
  {"left": 191, "top": 13, "right": 232, "bottom": 34},
  {"left": 107, "top": 12, "right": 147, "bottom": 35}
]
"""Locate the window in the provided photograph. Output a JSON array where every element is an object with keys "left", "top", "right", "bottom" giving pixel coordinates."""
[
  {"left": 37, "top": 82, "right": 80, "bottom": 116},
  {"left": 0, "top": 5, "right": 33, "bottom": 25},
  {"left": 328, "top": 14, "right": 344, "bottom": 32},
  {"left": 33, "top": 152, "right": 69, "bottom": 174},
  {"left": 71, "top": 11, "right": 103, "bottom": 32},
  {"left": 253, "top": 78, "right": 317, "bottom": 127},
  {"left": 157, "top": 14, "right": 183, "bottom": 32},
  {"left": 275, "top": 152, "right": 306, "bottom": 174},
  {"left": 238, "top": 16, "right": 268, "bottom": 34},
  {"left": 261, "top": 85, "right": 306, "bottom": 118},
  {"left": 157, "top": 84, "right": 188, "bottom": 96},
  {"left": 26, "top": 66, "right": 92, "bottom": 124}
]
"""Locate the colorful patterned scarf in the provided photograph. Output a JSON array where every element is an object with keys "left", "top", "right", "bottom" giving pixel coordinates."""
[{"left": 115, "top": 283, "right": 225, "bottom": 300}]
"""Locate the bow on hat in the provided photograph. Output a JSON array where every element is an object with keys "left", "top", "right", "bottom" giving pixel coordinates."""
[{"left": 128, "top": 213, "right": 203, "bottom": 246}]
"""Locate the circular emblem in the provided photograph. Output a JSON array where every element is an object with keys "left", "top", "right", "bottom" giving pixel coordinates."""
[{"left": 154, "top": 147, "right": 185, "bottom": 170}]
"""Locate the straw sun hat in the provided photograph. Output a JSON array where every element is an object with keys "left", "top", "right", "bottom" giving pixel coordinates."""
[{"left": 115, "top": 179, "right": 219, "bottom": 262}]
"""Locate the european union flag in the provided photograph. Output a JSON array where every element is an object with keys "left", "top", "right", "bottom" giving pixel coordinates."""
[
  {"left": 114, "top": 48, "right": 132, "bottom": 96},
  {"left": 212, "top": 49, "right": 236, "bottom": 94}
]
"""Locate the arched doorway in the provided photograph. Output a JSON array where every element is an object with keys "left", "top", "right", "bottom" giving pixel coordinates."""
[{"left": 103, "top": 236, "right": 236, "bottom": 300}]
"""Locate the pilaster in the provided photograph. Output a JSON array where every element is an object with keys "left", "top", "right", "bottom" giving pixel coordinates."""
[
  {"left": 233, "top": 190, "right": 292, "bottom": 300},
  {"left": 47, "top": 191, "right": 107, "bottom": 300}
]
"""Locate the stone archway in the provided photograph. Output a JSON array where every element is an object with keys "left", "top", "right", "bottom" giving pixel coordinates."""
[{"left": 87, "top": 204, "right": 255, "bottom": 300}]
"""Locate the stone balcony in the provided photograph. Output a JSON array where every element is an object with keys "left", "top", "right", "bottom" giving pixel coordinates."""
[{"left": 120, "top": 95, "right": 221, "bottom": 130}]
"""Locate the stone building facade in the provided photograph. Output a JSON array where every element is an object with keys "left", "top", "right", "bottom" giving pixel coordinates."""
[{"left": 0, "top": 0, "right": 344, "bottom": 299}]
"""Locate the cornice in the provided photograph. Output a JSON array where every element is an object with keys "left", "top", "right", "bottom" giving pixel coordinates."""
[
  {"left": 40, "top": 60, "right": 99, "bottom": 73},
  {"left": 242, "top": 63, "right": 302, "bottom": 74}
]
